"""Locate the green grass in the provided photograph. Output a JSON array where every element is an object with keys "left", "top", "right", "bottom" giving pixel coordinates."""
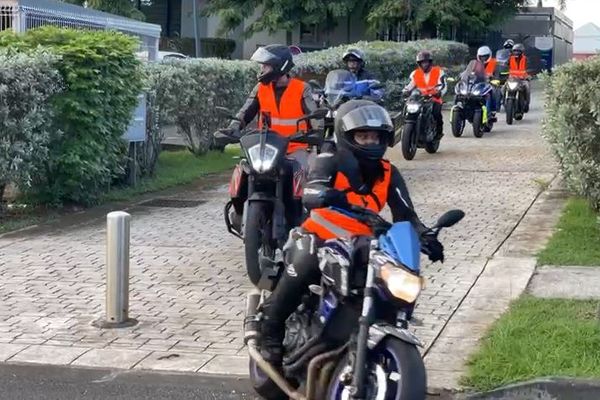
[
  {"left": 0, "top": 147, "right": 239, "bottom": 234},
  {"left": 462, "top": 296, "right": 600, "bottom": 392},
  {"left": 102, "top": 147, "right": 240, "bottom": 202},
  {"left": 537, "top": 198, "right": 600, "bottom": 266}
]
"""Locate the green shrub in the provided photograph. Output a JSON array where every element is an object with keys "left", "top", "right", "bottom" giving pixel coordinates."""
[
  {"left": 152, "top": 58, "right": 257, "bottom": 155},
  {"left": 293, "top": 39, "right": 469, "bottom": 109},
  {"left": 542, "top": 56, "right": 600, "bottom": 211},
  {"left": 0, "top": 49, "right": 62, "bottom": 204},
  {"left": 0, "top": 26, "right": 143, "bottom": 206}
]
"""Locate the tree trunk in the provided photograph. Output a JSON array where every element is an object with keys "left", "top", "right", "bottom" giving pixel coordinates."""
[{"left": 286, "top": 30, "right": 292, "bottom": 45}]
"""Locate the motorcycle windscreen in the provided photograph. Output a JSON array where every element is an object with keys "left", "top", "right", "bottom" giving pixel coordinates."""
[
  {"left": 324, "top": 69, "right": 356, "bottom": 101},
  {"left": 496, "top": 49, "right": 510, "bottom": 64},
  {"left": 378, "top": 221, "right": 420, "bottom": 272},
  {"left": 461, "top": 60, "right": 487, "bottom": 83}
]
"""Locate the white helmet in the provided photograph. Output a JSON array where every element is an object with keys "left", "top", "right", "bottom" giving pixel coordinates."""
[{"left": 477, "top": 46, "right": 492, "bottom": 63}]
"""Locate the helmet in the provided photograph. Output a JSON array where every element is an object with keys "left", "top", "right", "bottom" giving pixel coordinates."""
[
  {"left": 477, "top": 46, "right": 492, "bottom": 63},
  {"left": 512, "top": 43, "right": 525, "bottom": 57},
  {"left": 250, "top": 44, "right": 294, "bottom": 84},
  {"left": 334, "top": 100, "right": 394, "bottom": 161},
  {"left": 503, "top": 39, "right": 515, "bottom": 50},
  {"left": 342, "top": 48, "right": 365, "bottom": 63},
  {"left": 416, "top": 50, "right": 433, "bottom": 64}
]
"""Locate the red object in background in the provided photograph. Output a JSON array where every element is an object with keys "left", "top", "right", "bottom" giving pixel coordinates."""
[{"left": 289, "top": 45, "right": 302, "bottom": 56}]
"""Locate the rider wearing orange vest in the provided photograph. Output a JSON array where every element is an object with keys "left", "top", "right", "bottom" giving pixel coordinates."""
[
  {"left": 404, "top": 50, "right": 447, "bottom": 138},
  {"left": 509, "top": 43, "right": 531, "bottom": 112},
  {"left": 257, "top": 100, "right": 444, "bottom": 367}
]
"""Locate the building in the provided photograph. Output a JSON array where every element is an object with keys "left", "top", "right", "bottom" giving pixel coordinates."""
[{"left": 573, "top": 23, "right": 600, "bottom": 60}]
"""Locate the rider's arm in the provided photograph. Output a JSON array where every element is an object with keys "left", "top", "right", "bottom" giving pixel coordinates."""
[
  {"left": 233, "top": 84, "right": 260, "bottom": 129},
  {"left": 387, "top": 166, "right": 427, "bottom": 234},
  {"left": 436, "top": 69, "right": 448, "bottom": 97},
  {"left": 302, "top": 151, "right": 344, "bottom": 210},
  {"left": 403, "top": 71, "right": 417, "bottom": 92},
  {"left": 301, "top": 82, "right": 322, "bottom": 130}
]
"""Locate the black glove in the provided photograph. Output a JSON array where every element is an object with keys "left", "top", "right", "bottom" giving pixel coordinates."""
[
  {"left": 322, "top": 189, "right": 349, "bottom": 209},
  {"left": 420, "top": 231, "right": 444, "bottom": 263}
]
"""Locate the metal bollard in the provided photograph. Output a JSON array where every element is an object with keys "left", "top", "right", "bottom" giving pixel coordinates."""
[{"left": 93, "top": 211, "right": 137, "bottom": 329}]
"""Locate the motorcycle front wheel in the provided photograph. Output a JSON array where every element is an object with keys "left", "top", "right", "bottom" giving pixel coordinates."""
[
  {"left": 401, "top": 123, "right": 417, "bottom": 160},
  {"left": 327, "top": 338, "right": 426, "bottom": 400},
  {"left": 505, "top": 98, "right": 514, "bottom": 125},
  {"left": 451, "top": 108, "right": 465, "bottom": 137},
  {"left": 472, "top": 109, "right": 484, "bottom": 138},
  {"left": 244, "top": 202, "right": 274, "bottom": 286}
]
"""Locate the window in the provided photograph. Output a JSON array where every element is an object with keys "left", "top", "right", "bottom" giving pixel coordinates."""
[{"left": 300, "top": 23, "right": 319, "bottom": 44}]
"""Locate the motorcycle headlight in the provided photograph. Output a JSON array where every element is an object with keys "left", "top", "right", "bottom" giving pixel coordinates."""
[
  {"left": 471, "top": 88, "right": 481, "bottom": 96},
  {"left": 406, "top": 103, "right": 420, "bottom": 114},
  {"left": 380, "top": 263, "right": 424, "bottom": 303},
  {"left": 507, "top": 81, "right": 519, "bottom": 90},
  {"left": 247, "top": 143, "right": 278, "bottom": 173}
]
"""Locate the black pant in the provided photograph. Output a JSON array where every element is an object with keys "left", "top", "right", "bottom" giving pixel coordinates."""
[{"left": 432, "top": 102, "right": 443, "bottom": 137}]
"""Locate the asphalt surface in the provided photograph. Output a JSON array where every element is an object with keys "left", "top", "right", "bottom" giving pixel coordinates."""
[{"left": 0, "top": 363, "right": 258, "bottom": 400}]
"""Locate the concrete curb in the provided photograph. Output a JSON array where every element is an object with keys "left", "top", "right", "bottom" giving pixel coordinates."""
[{"left": 459, "top": 377, "right": 600, "bottom": 400}]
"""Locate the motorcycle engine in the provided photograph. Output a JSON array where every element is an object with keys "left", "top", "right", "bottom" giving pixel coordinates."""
[{"left": 283, "top": 310, "right": 312, "bottom": 353}]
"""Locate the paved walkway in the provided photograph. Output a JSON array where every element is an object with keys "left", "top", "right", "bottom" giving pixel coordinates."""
[
  {"left": 528, "top": 266, "right": 600, "bottom": 299},
  {"left": 0, "top": 90, "right": 559, "bottom": 385}
]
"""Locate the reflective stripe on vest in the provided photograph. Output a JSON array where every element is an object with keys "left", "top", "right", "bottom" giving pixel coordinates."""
[
  {"left": 414, "top": 66, "right": 443, "bottom": 104},
  {"left": 301, "top": 160, "right": 392, "bottom": 240},
  {"left": 257, "top": 78, "right": 308, "bottom": 153},
  {"left": 485, "top": 58, "right": 497, "bottom": 76},
  {"left": 509, "top": 56, "right": 527, "bottom": 77}
]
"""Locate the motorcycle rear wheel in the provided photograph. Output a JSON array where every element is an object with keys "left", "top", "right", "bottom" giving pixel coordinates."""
[{"left": 327, "top": 337, "right": 426, "bottom": 400}]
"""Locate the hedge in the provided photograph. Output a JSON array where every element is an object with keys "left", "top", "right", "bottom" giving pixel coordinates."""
[
  {"left": 0, "top": 49, "right": 62, "bottom": 204},
  {"left": 0, "top": 27, "right": 143, "bottom": 206},
  {"left": 542, "top": 56, "right": 600, "bottom": 211}
]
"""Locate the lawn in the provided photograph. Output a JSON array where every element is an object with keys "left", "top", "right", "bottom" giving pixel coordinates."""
[
  {"left": 537, "top": 198, "right": 600, "bottom": 266},
  {"left": 462, "top": 296, "right": 600, "bottom": 392},
  {"left": 0, "top": 147, "right": 239, "bottom": 234}
]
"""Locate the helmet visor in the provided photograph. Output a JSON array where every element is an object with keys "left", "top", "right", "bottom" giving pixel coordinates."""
[
  {"left": 340, "top": 105, "right": 393, "bottom": 133},
  {"left": 250, "top": 47, "right": 279, "bottom": 65}
]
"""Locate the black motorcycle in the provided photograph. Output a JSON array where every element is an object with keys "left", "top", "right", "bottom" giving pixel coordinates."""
[
  {"left": 216, "top": 108, "right": 326, "bottom": 287},
  {"left": 400, "top": 89, "right": 440, "bottom": 160},
  {"left": 504, "top": 76, "right": 529, "bottom": 125},
  {"left": 245, "top": 206, "right": 465, "bottom": 400},
  {"left": 450, "top": 73, "right": 495, "bottom": 138}
]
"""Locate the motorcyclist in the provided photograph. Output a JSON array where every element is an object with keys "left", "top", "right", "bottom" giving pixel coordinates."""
[
  {"left": 342, "top": 48, "right": 383, "bottom": 103},
  {"left": 509, "top": 43, "right": 530, "bottom": 112},
  {"left": 257, "top": 99, "right": 445, "bottom": 367},
  {"left": 477, "top": 45, "right": 499, "bottom": 121},
  {"left": 404, "top": 50, "right": 447, "bottom": 139},
  {"left": 217, "top": 44, "right": 320, "bottom": 230}
]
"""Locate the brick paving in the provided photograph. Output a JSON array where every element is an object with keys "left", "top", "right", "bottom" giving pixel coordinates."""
[{"left": 0, "top": 90, "right": 557, "bottom": 380}]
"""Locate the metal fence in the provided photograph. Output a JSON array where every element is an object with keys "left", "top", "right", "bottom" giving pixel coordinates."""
[{"left": 0, "top": 0, "right": 161, "bottom": 60}]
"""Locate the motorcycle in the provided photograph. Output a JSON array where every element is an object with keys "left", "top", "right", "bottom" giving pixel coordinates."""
[
  {"left": 495, "top": 49, "right": 511, "bottom": 110},
  {"left": 504, "top": 76, "right": 529, "bottom": 125},
  {"left": 216, "top": 108, "right": 327, "bottom": 287},
  {"left": 450, "top": 72, "right": 495, "bottom": 138},
  {"left": 245, "top": 206, "right": 465, "bottom": 400},
  {"left": 400, "top": 89, "right": 441, "bottom": 160},
  {"left": 310, "top": 69, "right": 384, "bottom": 140}
]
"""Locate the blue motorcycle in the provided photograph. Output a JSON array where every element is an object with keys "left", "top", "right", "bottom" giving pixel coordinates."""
[{"left": 245, "top": 206, "right": 464, "bottom": 400}]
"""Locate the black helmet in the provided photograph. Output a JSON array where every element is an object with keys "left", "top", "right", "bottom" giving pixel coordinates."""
[
  {"left": 503, "top": 39, "right": 515, "bottom": 50},
  {"left": 250, "top": 44, "right": 294, "bottom": 84},
  {"left": 416, "top": 50, "right": 433, "bottom": 64},
  {"left": 342, "top": 48, "right": 365, "bottom": 63},
  {"left": 334, "top": 100, "right": 394, "bottom": 161},
  {"left": 512, "top": 43, "right": 525, "bottom": 57}
]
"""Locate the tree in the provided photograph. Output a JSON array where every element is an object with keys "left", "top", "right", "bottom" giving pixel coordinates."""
[
  {"left": 202, "top": 0, "right": 363, "bottom": 44},
  {"left": 62, "top": 0, "right": 145, "bottom": 20}
]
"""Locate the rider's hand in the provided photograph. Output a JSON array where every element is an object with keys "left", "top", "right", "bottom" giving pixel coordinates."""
[{"left": 420, "top": 231, "right": 444, "bottom": 263}]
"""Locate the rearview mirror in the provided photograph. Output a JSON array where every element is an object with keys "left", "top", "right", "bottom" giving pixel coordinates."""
[{"left": 436, "top": 209, "right": 465, "bottom": 229}]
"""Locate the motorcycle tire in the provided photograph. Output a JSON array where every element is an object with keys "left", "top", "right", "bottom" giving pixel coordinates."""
[
  {"left": 505, "top": 98, "right": 514, "bottom": 125},
  {"left": 401, "top": 123, "right": 417, "bottom": 160},
  {"left": 483, "top": 120, "right": 493, "bottom": 133},
  {"left": 327, "top": 337, "right": 426, "bottom": 400},
  {"left": 425, "top": 139, "right": 440, "bottom": 154},
  {"left": 244, "top": 202, "right": 274, "bottom": 286},
  {"left": 451, "top": 108, "right": 465, "bottom": 138},
  {"left": 249, "top": 358, "right": 287, "bottom": 400},
  {"left": 472, "top": 109, "right": 484, "bottom": 138}
]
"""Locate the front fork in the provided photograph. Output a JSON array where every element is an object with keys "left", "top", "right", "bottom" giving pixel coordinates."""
[{"left": 350, "top": 239, "right": 378, "bottom": 399}]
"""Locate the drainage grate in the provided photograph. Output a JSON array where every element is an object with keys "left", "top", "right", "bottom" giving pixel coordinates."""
[{"left": 139, "top": 198, "right": 207, "bottom": 208}]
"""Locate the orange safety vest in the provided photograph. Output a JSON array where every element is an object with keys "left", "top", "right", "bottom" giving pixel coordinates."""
[
  {"left": 509, "top": 56, "right": 528, "bottom": 78},
  {"left": 257, "top": 78, "right": 308, "bottom": 153},
  {"left": 414, "top": 66, "right": 443, "bottom": 104},
  {"left": 302, "top": 160, "right": 392, "bottom": 240},
  {"left": 485, "top": 58, "right": 497, "bottom": 77}
]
